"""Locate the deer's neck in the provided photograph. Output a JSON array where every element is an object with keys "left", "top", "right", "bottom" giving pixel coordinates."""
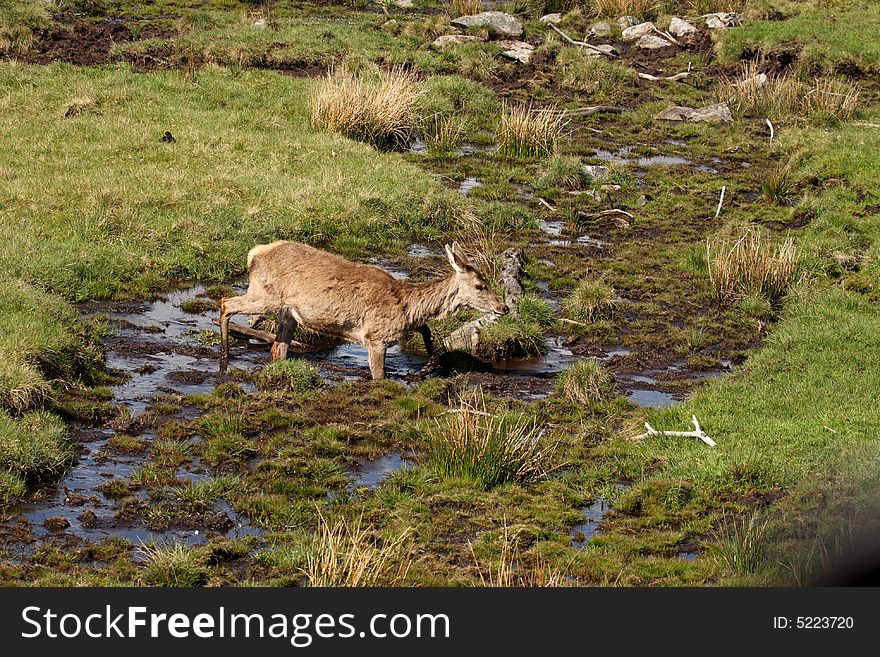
[{"left": 401, "top": 274, "right": 459, "bottom": 327}]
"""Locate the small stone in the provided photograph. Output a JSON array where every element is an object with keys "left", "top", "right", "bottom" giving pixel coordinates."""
[
  {"left": 636, "top": 34, "right": 672, "bottom": 49},
  {"left": 539, "top": 13, "right": 564, "bottom": 25},
  {"left": 431, "top": 34, "right": 483, "bottom": 49},
  {"left": 668, "top": 17, "right": 697, "bottom": 37},
  {"left": 252, "top": 18, "right": 267, "bottom": 29},
  {"left": 600, "top": 184, "right": 622, "bottom": 192},
  {"left": 589, "top": 21, "right": 612, "bottom": 37},
  {"left": 618, "top": 16, "right": 639, "bottom": 29},
  {"left": 704, "top": 12, "right": 742, "bottom": 29},
  {"left": 637, "top": 195, "right": 649, "bottom": 207},
  {"left": 497, "top": 40, "right": 534, "bottom": 64},
  {"left": 450, "top": 11, "right": 523, "bottom": 38},
  {"left": 622, "top": 21, "right": 656, "bottom": 42},
  {"left": 392, "top": 0, "right": 414, "bottom": 7},
  {"left": 582, "top": 165, "right": 611, "bottom": 181}
]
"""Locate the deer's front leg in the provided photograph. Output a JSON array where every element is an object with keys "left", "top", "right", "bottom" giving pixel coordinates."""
[
  {"left": 417, "top": 324, "right": 440, "bottom": 374},
  {"left": 417, "top": 324, "right": 435, "bottom": 357}
]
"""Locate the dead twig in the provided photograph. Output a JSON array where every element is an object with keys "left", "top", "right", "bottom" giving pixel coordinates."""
[
  {"left": 580, "top": 208, "right": 635, "bottom": 220},
  {"left": 548, "top": 23, "right": 612, "bottom": 57},
  {"left": 630, "top": 415, "right": 717, "bottom": 447},
  {"left": 559, "top": 317, "right": 589, "bottom": 327},
  {"left": 563, "top": 105, "right": 624, "bottom": 116},
  {"left": 715, "top": 185, "right": 726, "bottom": 219},
  {"left": 537, "top": 197, "right": 556, "bottom": 212},
  {"left": 650, "top": 25, "right": 679, "bottom": 46},
  {"left": 638, "top": 71, "right": 690, "bottom": 82}
]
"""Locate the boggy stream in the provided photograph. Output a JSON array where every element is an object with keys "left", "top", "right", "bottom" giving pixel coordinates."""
[{"left": 2, "top": 269, "right": 726, "bottom": 555}]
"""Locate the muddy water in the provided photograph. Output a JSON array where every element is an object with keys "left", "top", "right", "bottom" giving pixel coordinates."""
[
  {"left": 347, "top": 453, "right": 413, "bottom": 491},
  {"left": 570, "top": 483, "right": 630, "bottom": 548},
  {"left": 9, "top": 284, "right": 266, "bottom": 552},
  {"left": 458, "top": 176, "right": 482, "bottom": 196},
  {"left": 5, "top": 274, "right": 729, "bottom": 552}
]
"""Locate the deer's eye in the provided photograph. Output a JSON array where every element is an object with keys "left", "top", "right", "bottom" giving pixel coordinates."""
[{"left": 475, "top": 284, "right": 487, "bottom": 291}]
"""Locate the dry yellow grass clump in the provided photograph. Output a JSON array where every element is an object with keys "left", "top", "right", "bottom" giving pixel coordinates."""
[
  {"left": 706, "top": 227, "right": 801, "bottom": 303},
  {"left": 717, "top": 61, "right": 860, "bottom": 121},
  {"left": 447, "top": 0, "right": 483, "bottom": 18},
  {"left": 497, "top": 104, "right": 567, "bottom": 159},
  {"left": 310, "top": 66, "right": 423, "bottom": 150},
  {"left": 302, "top": 513, "right": 412, "bottom": 587}
]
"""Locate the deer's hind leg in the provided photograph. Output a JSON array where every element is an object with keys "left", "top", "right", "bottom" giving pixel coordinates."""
[
  {"left": 271, "top": 307, "right": 298, "bottom": 361},
  {"left": 366, "top": 341, "right": 387, "bottom": 380},
  {"left": 220, "top": 294, "right": 279, "bottom": 360}
]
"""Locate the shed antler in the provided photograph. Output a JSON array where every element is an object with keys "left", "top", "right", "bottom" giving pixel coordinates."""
[{"left": 630, "top": 415, "right": 717, "bottom": 447}]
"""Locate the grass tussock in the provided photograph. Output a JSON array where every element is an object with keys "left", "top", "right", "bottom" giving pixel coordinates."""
[
  {"left": 563, "top": 279, "right": 619, "bottom": 323},
  {"left": 447, "top": 0, "right": 483, "bottom": 18},
  {"left": 706, "top": 227, "right": 801, "bottom": 304},
  {"left": 141, "top": 542, "right": 207, "bottom": 587},
  {"left": 557, "top": 50, "right": 635, "bottom": 103},
  {"left": 555, "top": 360, "right": 615, "bottom": 409},
  {"left": 717, "top": 61, "right": 860, "bottom": 121},
  {"left": 420, "top": 113, "right": 465, "bottom": 157},
  {"left": 310, "top": 66, "right": 423, "bottom": 151},
  {"left": 428, "top": 392, "right": 551, "bottom": 489},
  {"left": 497, "top": 104, "right": 567, "bottom": 159},
  {"left": 537, "top": 155, "right": 589, "bottom": 191},
  {"left": 590, "top": 0, "right": 658, "bottom": 19},
  {"left": 0, "top": 409, "right": 72, "bottom": 504},
  {"left": 254, "top": 359, "right": 321, "bottom": 394},
  {"left": 302, "top": 513, "right": 412, "bottom": 587},
  {"left": 711, "top": 512, "right": 770, "bottom": 575},
  {"left": 472, "top": 522, "right": 569, "bottom": 587}
]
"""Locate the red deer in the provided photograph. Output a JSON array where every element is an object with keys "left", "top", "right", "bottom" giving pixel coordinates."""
[{"left": 219, "top": 241, "right": 508, "bottom": 379}]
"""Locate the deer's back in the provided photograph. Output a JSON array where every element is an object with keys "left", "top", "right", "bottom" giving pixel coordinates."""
[{"left": 247, "top": 241, "right": 406, "bottom": 341}]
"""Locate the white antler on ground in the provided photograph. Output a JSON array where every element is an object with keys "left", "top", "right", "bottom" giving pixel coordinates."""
[{"left": 630, "top": 415, "right": 717, "bottom": 447}]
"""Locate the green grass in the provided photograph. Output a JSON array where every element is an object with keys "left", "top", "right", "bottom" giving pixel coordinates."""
[
  {"left": 0, "top": 409, "right": 72, "bottom": 504},
  {"left": 555, "top": 360, "right": 614, "bottom": 410},
  {"left": 0, "top": 63, "right": 457, "bottom": 301},
  {"left": 255, "top": 359, "right": 321, "bottom": 394},
  {"left": 718, "top": 1, "right": 880, "bottom": 73},
  {"left": 427, "top": 397, "right": 551, "bottom": 489}
]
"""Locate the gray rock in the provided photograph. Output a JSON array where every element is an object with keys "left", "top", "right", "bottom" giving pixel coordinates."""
[
  {"left": 392, "top": 0, "right": 414, "bottom": 7},
  {"left": 704, "top": 12, "right": 742, "bottom": 29},
  {"left": 636, "top": 34, "right": 672, "bottom": 49},
  {"left": 582, "top": 165, "right": 611, "bottom": 181},
  {"left": 252, "top": 18, "right": 268, "bottom": 29},
  {"left": 431, "top": 34, "right": 483, "bottom": 48},
  {"left": 451, "top": 11, "right": 523, "bottom": 38},
  {"left": 618, "top": 16, "right": 639, "bottom": 29},
  {"left": 497, "top": 40, "right": 534, "bottom": 64},
  {"left": 622, "top": 21, "right": 656, "bottom": 42},
  {"left": 654, "top": 103, "right": 733, "bottom": 123},
  {"left": 539, "top": 13, "right": 564, "bottom": 25},
  {"left": 668, "top": 17, "right": 697, "bottom": 37},
  {"left": 589, "top": 21, "right": 612, "bottom": 37}
]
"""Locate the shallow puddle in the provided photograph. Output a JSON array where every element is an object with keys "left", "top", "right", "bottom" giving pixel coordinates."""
[
  {"left": 458, "top": 176, "right": 482, "bottom": 196},
  {"left": 346, "top": 452, "right": 413, "bottom": 491}
]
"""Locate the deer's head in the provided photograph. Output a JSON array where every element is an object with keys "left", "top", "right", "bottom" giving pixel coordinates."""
[{"left": 445, "top": 242, "right": 508, "bottom": 315}]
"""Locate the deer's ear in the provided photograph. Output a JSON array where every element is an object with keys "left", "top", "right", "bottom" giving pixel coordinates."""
[{"left": 445, "top": 243, "right": 467, "bottom": 273}]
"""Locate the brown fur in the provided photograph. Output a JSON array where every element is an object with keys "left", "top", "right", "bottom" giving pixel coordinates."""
[{"left": 220, "top": 241, "right": 507, "bottom": 379}]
